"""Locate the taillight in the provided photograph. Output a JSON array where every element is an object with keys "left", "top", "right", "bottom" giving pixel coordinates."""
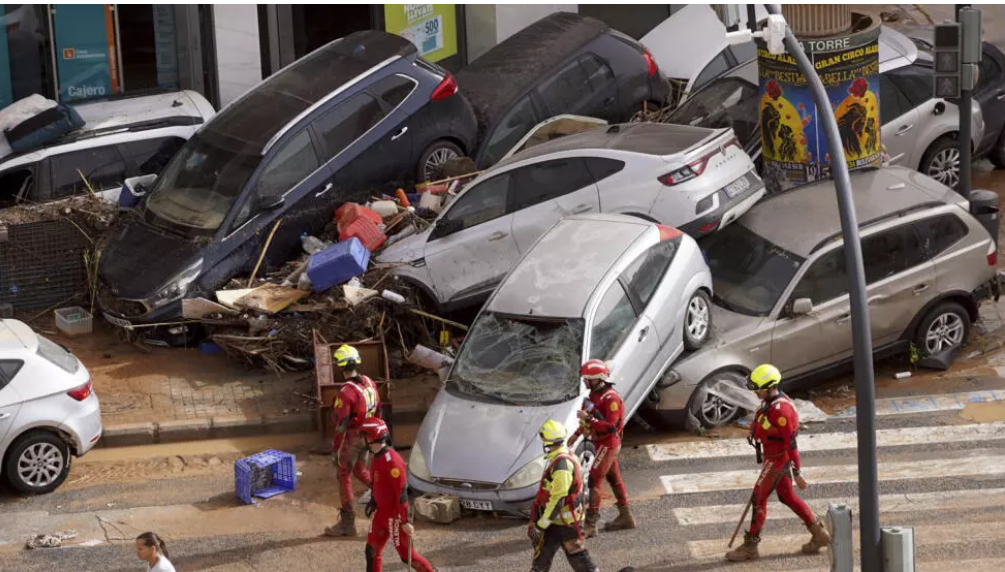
[
  {"left": 656, "top": 224, "right": 682, "bottom": 241},
  {"left": 658, "top": 166, "right": 697, "bottom": 186},
  {"left": 643, "top": 49, "right": 658, "bottom": 77},
  {"left": 431, "top": 72, "right": 457, "bottom": 101},
  {"left": 658, "top": 137, "right": 742, "bottom": 187},
  {"left": 67, "top": 380, "right": 92, "bottom": 401},
  {"left": 988, "top": 242, "right": 998, "bottom": 266},
  {"left": 698, "top": 221, "right": 719, "bottom": 234}
]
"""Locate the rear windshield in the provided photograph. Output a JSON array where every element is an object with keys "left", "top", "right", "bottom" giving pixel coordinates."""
[
  {"left": 36, "top": 335, "right": 79, "bottom": 374},
  {"left": 666, "top": 77, "right": 760, "bottom": 147},
  {"left": 448, "top": 313, "right": 584, "bottom": 406}
]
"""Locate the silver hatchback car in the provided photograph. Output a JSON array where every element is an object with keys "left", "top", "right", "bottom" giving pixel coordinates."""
[
  {"left": 644, "top": 166, "right": 1002, "bottom": 429},
  {"left": 407, "top": 214, "right": 712, "bottom": 514}
]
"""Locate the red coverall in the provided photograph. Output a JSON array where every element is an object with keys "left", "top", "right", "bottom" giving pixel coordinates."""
[
  {"left": 366, "top": 446, "right": 434, "bottom": 572},
  {"left": 748, "top": 392, "right": 816, "bottom": 536},
  {"left": 570, "top": 385, "right": 629, "bottom": 510},
  {"left": 333, "top": 375, "right": 381, "bottom": 511}
]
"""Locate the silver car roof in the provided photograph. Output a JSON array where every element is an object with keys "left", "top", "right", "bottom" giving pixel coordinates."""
[
  {"left": 486, "top": 214, "right": 652, "bottom": 318},
  {"left": 742, "top": 166, "right": 965, "bottom": 258}
]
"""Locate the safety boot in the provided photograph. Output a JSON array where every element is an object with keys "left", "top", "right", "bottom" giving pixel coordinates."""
[
  {"left": 582, "top": 509, "right": 600, "bottom": 538},
  {"left": 324, "top": 509, "right": 357, "bottom": 537},
  {"left": 603, "top": 504, "right": 637, "bottom": 532},
  {"left": 802, "top": 519, "right": 831, "bottom": 554},
  {"left": 725, "top": 531, "right": 760, "bottom": 562}
]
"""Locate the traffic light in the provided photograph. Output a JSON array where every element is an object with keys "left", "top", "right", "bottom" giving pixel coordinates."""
[{"left": 934, "top": 22, "right": 961, "bottom": 99}]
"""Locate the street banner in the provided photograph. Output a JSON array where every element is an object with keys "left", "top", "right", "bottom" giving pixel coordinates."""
[
  {"left": 757, "top": 19, "right": 881, "bottom": 192},
  {"left": 384, "top": 4, "right": 458, "bottom": 63},
  {"left": 52, "top": 4, "right": 119, "bottom": 102}
]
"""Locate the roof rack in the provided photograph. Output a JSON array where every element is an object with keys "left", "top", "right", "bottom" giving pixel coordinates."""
[{"left": 808, "top": 201, "right": 943, "bottom": 255}]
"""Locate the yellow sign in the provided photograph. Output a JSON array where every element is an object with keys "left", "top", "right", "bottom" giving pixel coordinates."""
[{"left": 384, "top": 4, "right": 457, "bottom": 63}]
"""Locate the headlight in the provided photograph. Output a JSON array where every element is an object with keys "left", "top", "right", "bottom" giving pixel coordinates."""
[
  {"left": 503, "top": 455, "right": 547, "bottom": 490},
  {"left": 408, "top": 442, "right": 432, "bottom": 480},
  {"left": 150, "top": 258, "right": 203, "bottom": 308}
]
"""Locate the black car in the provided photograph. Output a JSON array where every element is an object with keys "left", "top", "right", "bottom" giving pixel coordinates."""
[
  {"left": 98, "top": 31, "right": 477, "bottom": 329},
  {"left": 457, "top": 12, "right": 670, "bottom": 169}
]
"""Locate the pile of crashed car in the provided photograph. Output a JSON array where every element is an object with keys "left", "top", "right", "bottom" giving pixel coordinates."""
[{"left": 4, "top": 11, "right": 1004, "bottom": 513}]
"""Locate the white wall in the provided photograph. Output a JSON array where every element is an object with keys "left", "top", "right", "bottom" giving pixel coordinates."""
[
  {"left": 495, "top": 4, "right": 578, "bottom": 44},
  {"left": 212, "top": 4, "right": 262, "bottom": 107}
]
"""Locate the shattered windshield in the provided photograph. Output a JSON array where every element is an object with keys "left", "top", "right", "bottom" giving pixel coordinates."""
[
  {"left": 145, "top": 130, "right": 260, "bottom": 234},
  {"left": 702, "top": 223, "right": 804, "bottom": 317},
  {"left": 448, "top": 313, "right": 584, "bottom": 406}
]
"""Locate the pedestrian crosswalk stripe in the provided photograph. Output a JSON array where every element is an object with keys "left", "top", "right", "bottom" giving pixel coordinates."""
[
  {"left": 647, "top": 422, "right": 1005, "bottom": 461},
  {"left": 673, "top": 488, "right": 1005, "bottom": 525},
  {"left": 785, "top": 559, "right": 1005, "bottom": 572},
  {"left": 835, "top": 389, "right": 1004, "bottom": 418},
  {"left": 688, "top": 520, "right": 1005, "bottom": 560},
  {"left": 661, "top": 455, "right": 1005, "bottom": 495}
]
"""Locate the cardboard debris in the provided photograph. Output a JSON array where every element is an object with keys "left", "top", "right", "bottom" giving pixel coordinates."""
[
  {"left": 234, "top": 284, "right": 306, "bottom": 314},
  {"left": 182, "top": 297, "right": 239, "bottom": 320},
  {"left": 343, "top": 285, "right": 379, "bottom": 306}
]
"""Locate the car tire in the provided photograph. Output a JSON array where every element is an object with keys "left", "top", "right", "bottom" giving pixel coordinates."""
[
  {"left": 416, "top": 140, "right": 463, "bottom": 182},
  {"left": 3, "top": 431, "right": 71, "bottom": 495},
  {"left": 689, "top": 371, "right": 747, "bottom": 428},
  {"left": 920, "top": 136, "right": 963, "bottom": 190},
  {"left": 913, "top": 301, "right": 971, "bottom": 358},
  {"left": 683, "top": 290, "right": 712, "bottom": 351}
]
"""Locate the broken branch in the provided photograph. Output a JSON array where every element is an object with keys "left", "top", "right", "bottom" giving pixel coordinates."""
[{"left": 248, "top": 218, "right": 283, "bottom": 287}]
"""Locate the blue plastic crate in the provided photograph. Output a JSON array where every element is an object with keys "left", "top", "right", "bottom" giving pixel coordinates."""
[
  {"left": 235, "top": 449, "right": 297, "bottom": 505},
  {"left": 306, "top": 237, "right": 370, "bottom": 293}
]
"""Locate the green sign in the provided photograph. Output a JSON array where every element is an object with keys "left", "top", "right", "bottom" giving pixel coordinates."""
[{"left": 384, "top": 4, "right": 457, "bottom": 63}]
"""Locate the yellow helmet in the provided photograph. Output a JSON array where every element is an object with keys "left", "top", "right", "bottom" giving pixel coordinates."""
[
  {"left": 539, "top": 419, "right": 568, "bottom": 447},
  {"left": 747, "top": 364, "right": 782, "bottom": 390},
  {"left": 334, "top": 344, "right": 362, "bottom": 369}
]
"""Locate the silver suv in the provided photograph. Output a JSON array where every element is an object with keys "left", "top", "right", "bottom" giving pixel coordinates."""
[{"left": 645, "top": 166, "right": 1002, "bottom": 429}]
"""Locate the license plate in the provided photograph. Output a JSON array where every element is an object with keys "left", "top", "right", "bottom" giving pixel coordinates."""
[
  {"left": 103, "top": 312, "right": 133, "bottom": 330},
  {"left": 459, "top": 499, "right": 493, "bottom": 511},
  {"left": 724, "top": 175, "right": 751, "bottom": 198}
]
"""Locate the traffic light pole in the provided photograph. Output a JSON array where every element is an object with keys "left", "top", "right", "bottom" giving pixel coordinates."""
[
  {"left": 959, "top": 4, "right": 973, "bottom": 200},
  {"left": 762, "top": 5, "right": 882, "bottom": 570}
]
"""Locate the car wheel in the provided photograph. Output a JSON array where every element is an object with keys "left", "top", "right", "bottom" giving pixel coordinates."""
[
  {"left": 683, "top": 290, "right": 712, "bottom": 351},
  {"left": 921, "top": 137, "right": 962, "bottom": 189},
  {"left": 417, "top": 140, "right": 462, "bottom": 182},
  {"left": 690, "top": 371, "right": 747, "bottom": 428},
  {"left": 913, "top": 301, "right": 971, "bottom": 358},
  {"left": 4, "top": 431, "right": 71, "bottom": 495}
]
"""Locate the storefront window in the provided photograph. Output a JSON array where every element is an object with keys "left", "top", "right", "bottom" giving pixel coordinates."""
[{"left": 0, "top": 5, "right": 54, "bottom": 108}]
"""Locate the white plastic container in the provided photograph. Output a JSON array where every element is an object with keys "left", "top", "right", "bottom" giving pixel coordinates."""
[
  {"left": 381, "top": 289, "right": 406, "bottom": 304},
  {"left": 371, "top": 200, "right": 399, "bottom": 217},
  {"left": 54, "top": 306, "right": 93, "bottom": 337},
  {"left": 408, "top": 344, "right": 454, "bottom": 371}
]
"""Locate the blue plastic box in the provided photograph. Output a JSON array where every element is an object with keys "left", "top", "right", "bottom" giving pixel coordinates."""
[
  {"left": 235, "top": 449, "right": 297, "bottom": 505},
  {"left": 306, "top": 237, "right": 369, "bottom": 293}
]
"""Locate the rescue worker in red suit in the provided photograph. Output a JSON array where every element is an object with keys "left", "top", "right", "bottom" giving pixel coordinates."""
[
  {"left": 567, "top": 359, "right": 635, "bottom": 537},
  {"left": 325, "top": 344, "right": 382, "bottom": 538},
  {"left": 528, "top": 419, "right": 636, "bottom": 572},
  {"left": 726, "top": 364, "right": 831, "bottom": 562},
  {"left": 359, "top": 417, "right": 438, "bottom": 572}
]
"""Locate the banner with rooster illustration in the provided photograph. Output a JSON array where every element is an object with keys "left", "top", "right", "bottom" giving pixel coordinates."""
[{"left": 756, "top": 24, "right": 881, "bottom": 192}]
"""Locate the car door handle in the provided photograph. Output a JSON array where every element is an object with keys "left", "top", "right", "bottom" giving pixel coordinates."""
[
  {"left": 488, "top": 231, "right": 508, "bottom": 242},
  {"left": 896, "top": 124, "right": 914, "bottom": 136},
  {"left": 638, "top": 326, "right": 649, "bottom": 342},
  {"left": 315, "top": 182, "right": 333, "bottom": 198},
  {"left": 0, "top": 413, "right": 10, "bottom": 420},
  {"left": 571, "top": 204, "right": 593, "bottom": 214},
  {"left": 835, "top": 313, "right": 851, "bottom": 324},
  {"left": 391, "top": 126, "right": 409, "bottom": 141},
  {"left": 913, "top": 283, "right": 930, "bottom": 295}
]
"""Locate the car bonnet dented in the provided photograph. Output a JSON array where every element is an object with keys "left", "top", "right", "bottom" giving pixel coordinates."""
[{"left": 487, "top": 216, "right": 650, "bottom": 318}]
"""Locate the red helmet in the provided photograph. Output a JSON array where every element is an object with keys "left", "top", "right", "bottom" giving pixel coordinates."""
[
  {"left": 360, "top": 417, "right": 389, "bottom": 443},
  {"left": 581, "top": 359, "right": 610, "bottom": 383}
]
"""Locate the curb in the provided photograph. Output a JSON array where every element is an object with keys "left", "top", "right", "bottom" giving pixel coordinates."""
[{"left": 98, "top": 406, "right": 429, "bottom": 448}]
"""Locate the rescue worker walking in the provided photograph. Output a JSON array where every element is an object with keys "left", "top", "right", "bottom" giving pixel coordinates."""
[
  {"left": 567, "top": 360, "right": 634, "bottom": 537},
  {"left": 325, "top": 344, "right": 382, "bottom": 538},
  {"left": 358, "top": 417, "right": 437, "bottom": 572},
  {"left": 726, "top": 364, "right": 831, "bottom": 562}
]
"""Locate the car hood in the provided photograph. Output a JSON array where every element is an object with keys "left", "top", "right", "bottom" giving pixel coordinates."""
[
  {"left": 375, "top": 227, "right": 432, "bottom": 264},
  {"left": 707, "top": 304, "right": 765, "bottom": 346},
  {"left": 99, "top": 221, "right": 202, "bottom": 299},
  {"left": 417, "top": 389, "right": 579, "bottom": 484}
]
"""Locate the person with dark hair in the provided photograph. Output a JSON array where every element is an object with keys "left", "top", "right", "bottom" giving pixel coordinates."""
[{"left": 136, "top": 532, "right": 175, "bottom": 572}]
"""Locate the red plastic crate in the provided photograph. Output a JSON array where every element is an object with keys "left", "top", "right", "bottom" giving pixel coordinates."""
[
  {"left": 335, "top": 203, "right": 383, "bottom": 234},
  {"left": 339, "top": 217, "right": 386, "bottom": 251}
]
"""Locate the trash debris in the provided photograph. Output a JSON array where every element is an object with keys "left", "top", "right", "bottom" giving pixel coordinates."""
[
  {"left": 371, "top": 200, "right": 399, "bottom": 218},
  {"left": 232, "top": 284, "right": 305, "bottom": 314},
  {"left": 344, "top": 285, "right": 379, "bottom": 306},
  {"left": 301, "top": 233, "right": 330, "bottom": 255},
  {"left": 381, "top": 289, "right": 406, "bottom": 304},
  {"left": 418, "top": 192, "right": 443, "bottom": 213},
  {"left": 182, "top": 297, "right": 239, "bottom": 320},
  {"left": 216, "top": 288, "right": 256, "bottom": 309},
  {"left": 408, "top": 344, "right": 455, "bottom": 371},
  {"left": 307, "top": 237, "right": 370, "bottom": 292},
  {"left": 340, "top": 216, "right": 386, "bottom": 251},
  {"left": 25, "top": 530, "right": 78, "bottom": 549},
  {"left": 414, "top": 493, "right": 461, "bottom": 524},
  {"left": 894, "top": 371, "right": 912, "bottom": 380}
]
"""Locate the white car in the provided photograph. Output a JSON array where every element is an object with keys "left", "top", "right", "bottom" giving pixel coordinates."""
[
  {"left": 0, "top": 320, "right": 101, "bottom": 494},
  {"left": 407, "top": 214, "right": 713, "bottom": 514},
  {"left": 378, "top": 122, "right": 764, "bottom": 311},
  {"left": 0, "top": 90, "right": 215, "bottom": 209}
]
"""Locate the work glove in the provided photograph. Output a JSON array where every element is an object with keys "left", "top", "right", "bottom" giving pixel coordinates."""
[
  {"left": 527, "top": 524, "right": 544, "bottom": 546},
  {"left": 365, "top": 498, "right": 377, "bottom": 518}
]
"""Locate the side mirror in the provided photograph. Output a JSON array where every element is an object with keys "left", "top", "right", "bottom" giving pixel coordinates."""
[
  {"left": 433, "top": 218, "right": 460, "bottom": 238},
  {"left": 792, "top": 298, "right": 813, "bottom": 316},
  {"left": 933, "top": 101, "right": 946, "bottom": 116}
]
